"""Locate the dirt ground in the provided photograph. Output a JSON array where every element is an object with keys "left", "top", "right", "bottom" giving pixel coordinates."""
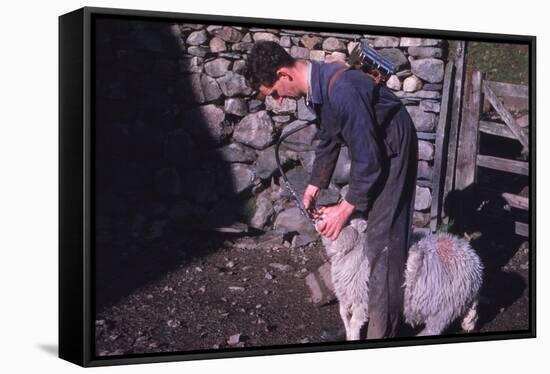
[{"left": 94, "top": 225, "right": 531, "bottom": 357}]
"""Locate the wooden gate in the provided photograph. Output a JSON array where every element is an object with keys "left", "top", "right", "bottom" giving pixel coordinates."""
[{"left": 430, "top": 41, "right": 530, "bottom": 237}]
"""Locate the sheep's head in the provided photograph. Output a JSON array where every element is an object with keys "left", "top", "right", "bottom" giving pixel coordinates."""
[{"left": 318, "top": 215, "right": 368, "bottom": 259}]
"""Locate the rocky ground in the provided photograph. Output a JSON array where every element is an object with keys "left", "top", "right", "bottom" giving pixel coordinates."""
[{"left": 94, "top": 225, "right": 530, "bottom": 357}]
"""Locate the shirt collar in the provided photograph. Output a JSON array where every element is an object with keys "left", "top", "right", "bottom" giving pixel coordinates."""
[{"left": 307, "top": 60, "right": 323, "bottom": 106}]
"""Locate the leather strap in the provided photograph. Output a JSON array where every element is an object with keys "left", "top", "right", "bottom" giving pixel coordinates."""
[{"left": 328, "top": 67, "right": 351, "bottom": 97}]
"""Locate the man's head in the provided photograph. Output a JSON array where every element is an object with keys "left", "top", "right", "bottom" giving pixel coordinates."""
[{"left": 245, "top": 41, "right": 308, "bottom": 103}]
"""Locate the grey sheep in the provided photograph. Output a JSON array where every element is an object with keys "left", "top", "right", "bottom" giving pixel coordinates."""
[{"left": 319, "top": 217, "right": 483, "bottom": 340}]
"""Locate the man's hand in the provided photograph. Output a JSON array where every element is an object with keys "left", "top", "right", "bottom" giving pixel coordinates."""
[
  {"left": 302, "top": 184, "right": 320, "bottom": 217},
  {"left": 315, "top": 200, "right": 355, "bottom": 241}
]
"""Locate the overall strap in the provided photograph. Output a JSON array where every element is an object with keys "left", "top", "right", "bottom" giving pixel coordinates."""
[{"left": 328, "top": 66, "right": 351, "bottom": 98}]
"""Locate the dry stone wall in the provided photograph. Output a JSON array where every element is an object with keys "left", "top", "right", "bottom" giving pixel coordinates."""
[{"left": 95, "top": 19, "right": 448, "bottom": 245}]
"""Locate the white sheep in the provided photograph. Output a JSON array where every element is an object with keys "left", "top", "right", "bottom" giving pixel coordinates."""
[{"left": 319, "top": 217, "right": 483, "bottom": 340}]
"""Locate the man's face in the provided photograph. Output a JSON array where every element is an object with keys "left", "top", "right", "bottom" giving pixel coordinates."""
[{"left": 258, "top": 69, "right": 300, "bottom": 104}]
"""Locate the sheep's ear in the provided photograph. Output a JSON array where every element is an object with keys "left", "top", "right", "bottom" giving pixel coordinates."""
[{"left": 352, "top": 219, "right": 368, "bottom": 233}]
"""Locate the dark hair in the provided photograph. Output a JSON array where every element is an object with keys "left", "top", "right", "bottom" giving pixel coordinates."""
[{"left": 244, "top": 41, "right": 296, "bottom": 90}]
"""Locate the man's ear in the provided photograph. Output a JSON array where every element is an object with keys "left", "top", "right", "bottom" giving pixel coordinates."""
[{"left": 276, "top": 67, "right": 293, "bottom": 81}]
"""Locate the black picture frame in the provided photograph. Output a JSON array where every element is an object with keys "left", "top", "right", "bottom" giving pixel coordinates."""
[{"left": 59, "top": 6, "right": 536, "bottom": 367}]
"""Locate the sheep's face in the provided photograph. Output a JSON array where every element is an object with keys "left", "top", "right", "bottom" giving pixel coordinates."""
[{"left": 319, "top": 217, "right": 368, "bottom": 259}]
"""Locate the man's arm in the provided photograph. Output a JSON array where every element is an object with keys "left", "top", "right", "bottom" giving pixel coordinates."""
[
  {"left": 308, "top": 125, "right": 340, "bottom": 190},
  {"left": 336, "top": 83, "right": 383, "bottom": 213},
  {"left": 303, "top": 124, "right": 341, "bottom": 212}
]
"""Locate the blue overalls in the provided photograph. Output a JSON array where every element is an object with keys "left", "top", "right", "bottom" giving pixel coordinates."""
[{"left": 307, "top": 61, "right": 418, "bottom": 338}]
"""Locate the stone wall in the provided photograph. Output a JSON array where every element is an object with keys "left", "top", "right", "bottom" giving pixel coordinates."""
[{"left": 95, "top": 18, "right": 447, "bottom": 246}]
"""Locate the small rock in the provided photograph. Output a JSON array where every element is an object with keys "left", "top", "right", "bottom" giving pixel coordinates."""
[
  {"left": 403, "top": 75, "right": 423, "bottom": 93},
  {"left": 167, "top": 319, "right": 181, "bottom": 328},
  {"left": 323, "top": 37, "right": 346, "bottom": 52},
  {"left": 227, "top": 333, "right": 242, "bottom": 345},
  {"left": 386, "top": 75, "right": 402, "bottom": 91},
  {"left": 265, "top": 272, "right": 274, "bottom": 280},
  {"left": 186, "top": 30, "right": 208, "bottom": 46},
  {"left": 228, "top": 286, "right": 245, "bottom": 292},
  {"left": 373, "top": 36, "right": 400, "bottom": 48},
  {"left": 226, "top": 260, "right": 235, "bottom": 268},
  {"left": 410, "top": 58, "right": 445, "bottom": 83},
  {"left": 269, "top": 263, "right": 293, "bottom": 272}
]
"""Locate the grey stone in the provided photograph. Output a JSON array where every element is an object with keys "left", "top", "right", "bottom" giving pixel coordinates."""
[
  {"left": 182, "top": 23, "right": 205, "bottom": 30},
  {"left": 204, "top": 58, "right": 231, "bottom": 77},
  {"left": 300, "top": 35, "right": 323, "bottom": 49},
  {"left": 209, "top": 37, "right": 227, "bottom": 52},
  {"left": 281, "top": 120, "right": 317, "bottom": 151},
  {"left": 274, "top": 207, "right": 315, "bottom": 234},
  {"left": 217, "top": 72, "right": 253, "bottom": 97},
  {"left": 248, "top": 100, "right": 264, "bottom": 113},
  {"left": 218, "top": 52, "right": 242, "bottom": 60},
  {"left": 418, "top": 160, "right": 434, "bottom": 181},
  {"left": 228, "top": 164, "right": 256, "bottom": 194},
  {"left": 272, "top": 115, "right": 291, "bottom": 125},
  {"left": 183, "top": 170, "right": 219, "bottom": 203},
  {"left": 395, "top": 90, "right": 442, "bottom": 100},
  {"left": 326, "top": 52, "right": 346, "bottom": 63},
  {"left": 203, "top": 199, "right": 239, "bottom": 227},
  {"left": 155, "top": 168, "right": 181, "bottom": 196},
  {"left": 241, "top": 33, "right": 253, "bottom": 43},
  {"left": 415, "top": 186, "right": 432, "bottom": 211},
  {"left": 290, "top": 46, "right": 310, "bottom": 59},
  {"left": 323, "top": 37, "right": 346, "bottom": 52},
  {"left": 400, "top": 38, "right": 442, "bottom": 47},
  {"left": 255, "top": 145, "right": 285, "bottom": 180},
  {"left": 373, "top": 36, "right": 400, "bottom": 48},
  {"left": 188, "top": 73, "right": 205, "bottom": 103},
  {"left": 423, "top": 83, "right": 444, "bottom": 91},
  {"left": 280, "top": 36, "right": 292, "bottom": 47},
  {"left": 224, "top": 97, "right": 248, "bottom": 116},
  {"left": 187, "top": 46, "right": 210, "bottom": 57},
  {"left": 413, "top": 211, "right": 430, "bottom": 227},
  {"left": 279, "top": 166, "right": 310, "bottom": 200},
  {"left": 217, "top": 143, "right": 256, "bottom": 163},
  {"left": 297, "top": 98, "right": 317, "bottom": 121},
  {"left": 184, "top": 104, "right": 226, "bottom": 144},
  {"left": 420, "top": 100, "right": 441, "bottom": 113},
  {"left": 292, "top": 232, "right": 319, "bottom": 247},
  {"left": 265, "top": 96, "right": 297, "bottom": 114},
  {"left": 234, "top": 111, "right": 275, "bottom": 150},
  {"left": 309, "top": 50, "right": 325, "bottom": 61},
  {"left": 186, "top": 30, "right": 208, "bottom": 46},
  {"left": 403, "top": 75, "right": 423, "bottom": 93},
  {"left": 231, "top": 42, "right": 254, "bottom": 53},
  {"left": 299, "top": 150, "right": 316, "bottom": 174},
  {"left": 253, "top": 32, "right": 279, "bottom": 43},
  {"left": 169, "top": 200, "right": 207, "bottom": 226},
  {"left": 418, "top": 140, "right": 435, "bottom": 161},
  {"left": 386, "top": 75, "right": 402, "bottom": 91},
  {"left": 411, "top": 58, "right": 445, "bottom": 83},
  {"left": 319, "top": 32, "right": 360, "bottom": 39},
  {"left": 201, "top": 74, "right": 223, "bottom": 102},
  {"left": 153, "top": 59, "right": 178, "bottom": 75},
  {"left": 378, "top": 48, "right": 408, "bottom": 69},
  {"left": 214, "top": 27, "right": 243, "bottom": 43},
  {"left": 179, "top": 56, "right": 203, "bottom": 73},
  {"left": 406, "top": 105, "right": 437, "bottom": 132},
  {"left": 233, "top": 60, "right": 247, "bottom": 75},
  {"left": 250, "top": 190, "right": 274, "bottom": 229},
  {"left": 206, "top": 25, "right": 223, "bottom": 34},
  {"left": 164, "top": 129, "right": 196, "bottom": 167},
  {"left": 408, "top": 46, "right": 444, "bottom": 58}
]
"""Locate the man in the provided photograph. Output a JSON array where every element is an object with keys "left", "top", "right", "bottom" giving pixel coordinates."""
[{"left": 245, "top": 41, "right": 418, "bottom": 339}]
